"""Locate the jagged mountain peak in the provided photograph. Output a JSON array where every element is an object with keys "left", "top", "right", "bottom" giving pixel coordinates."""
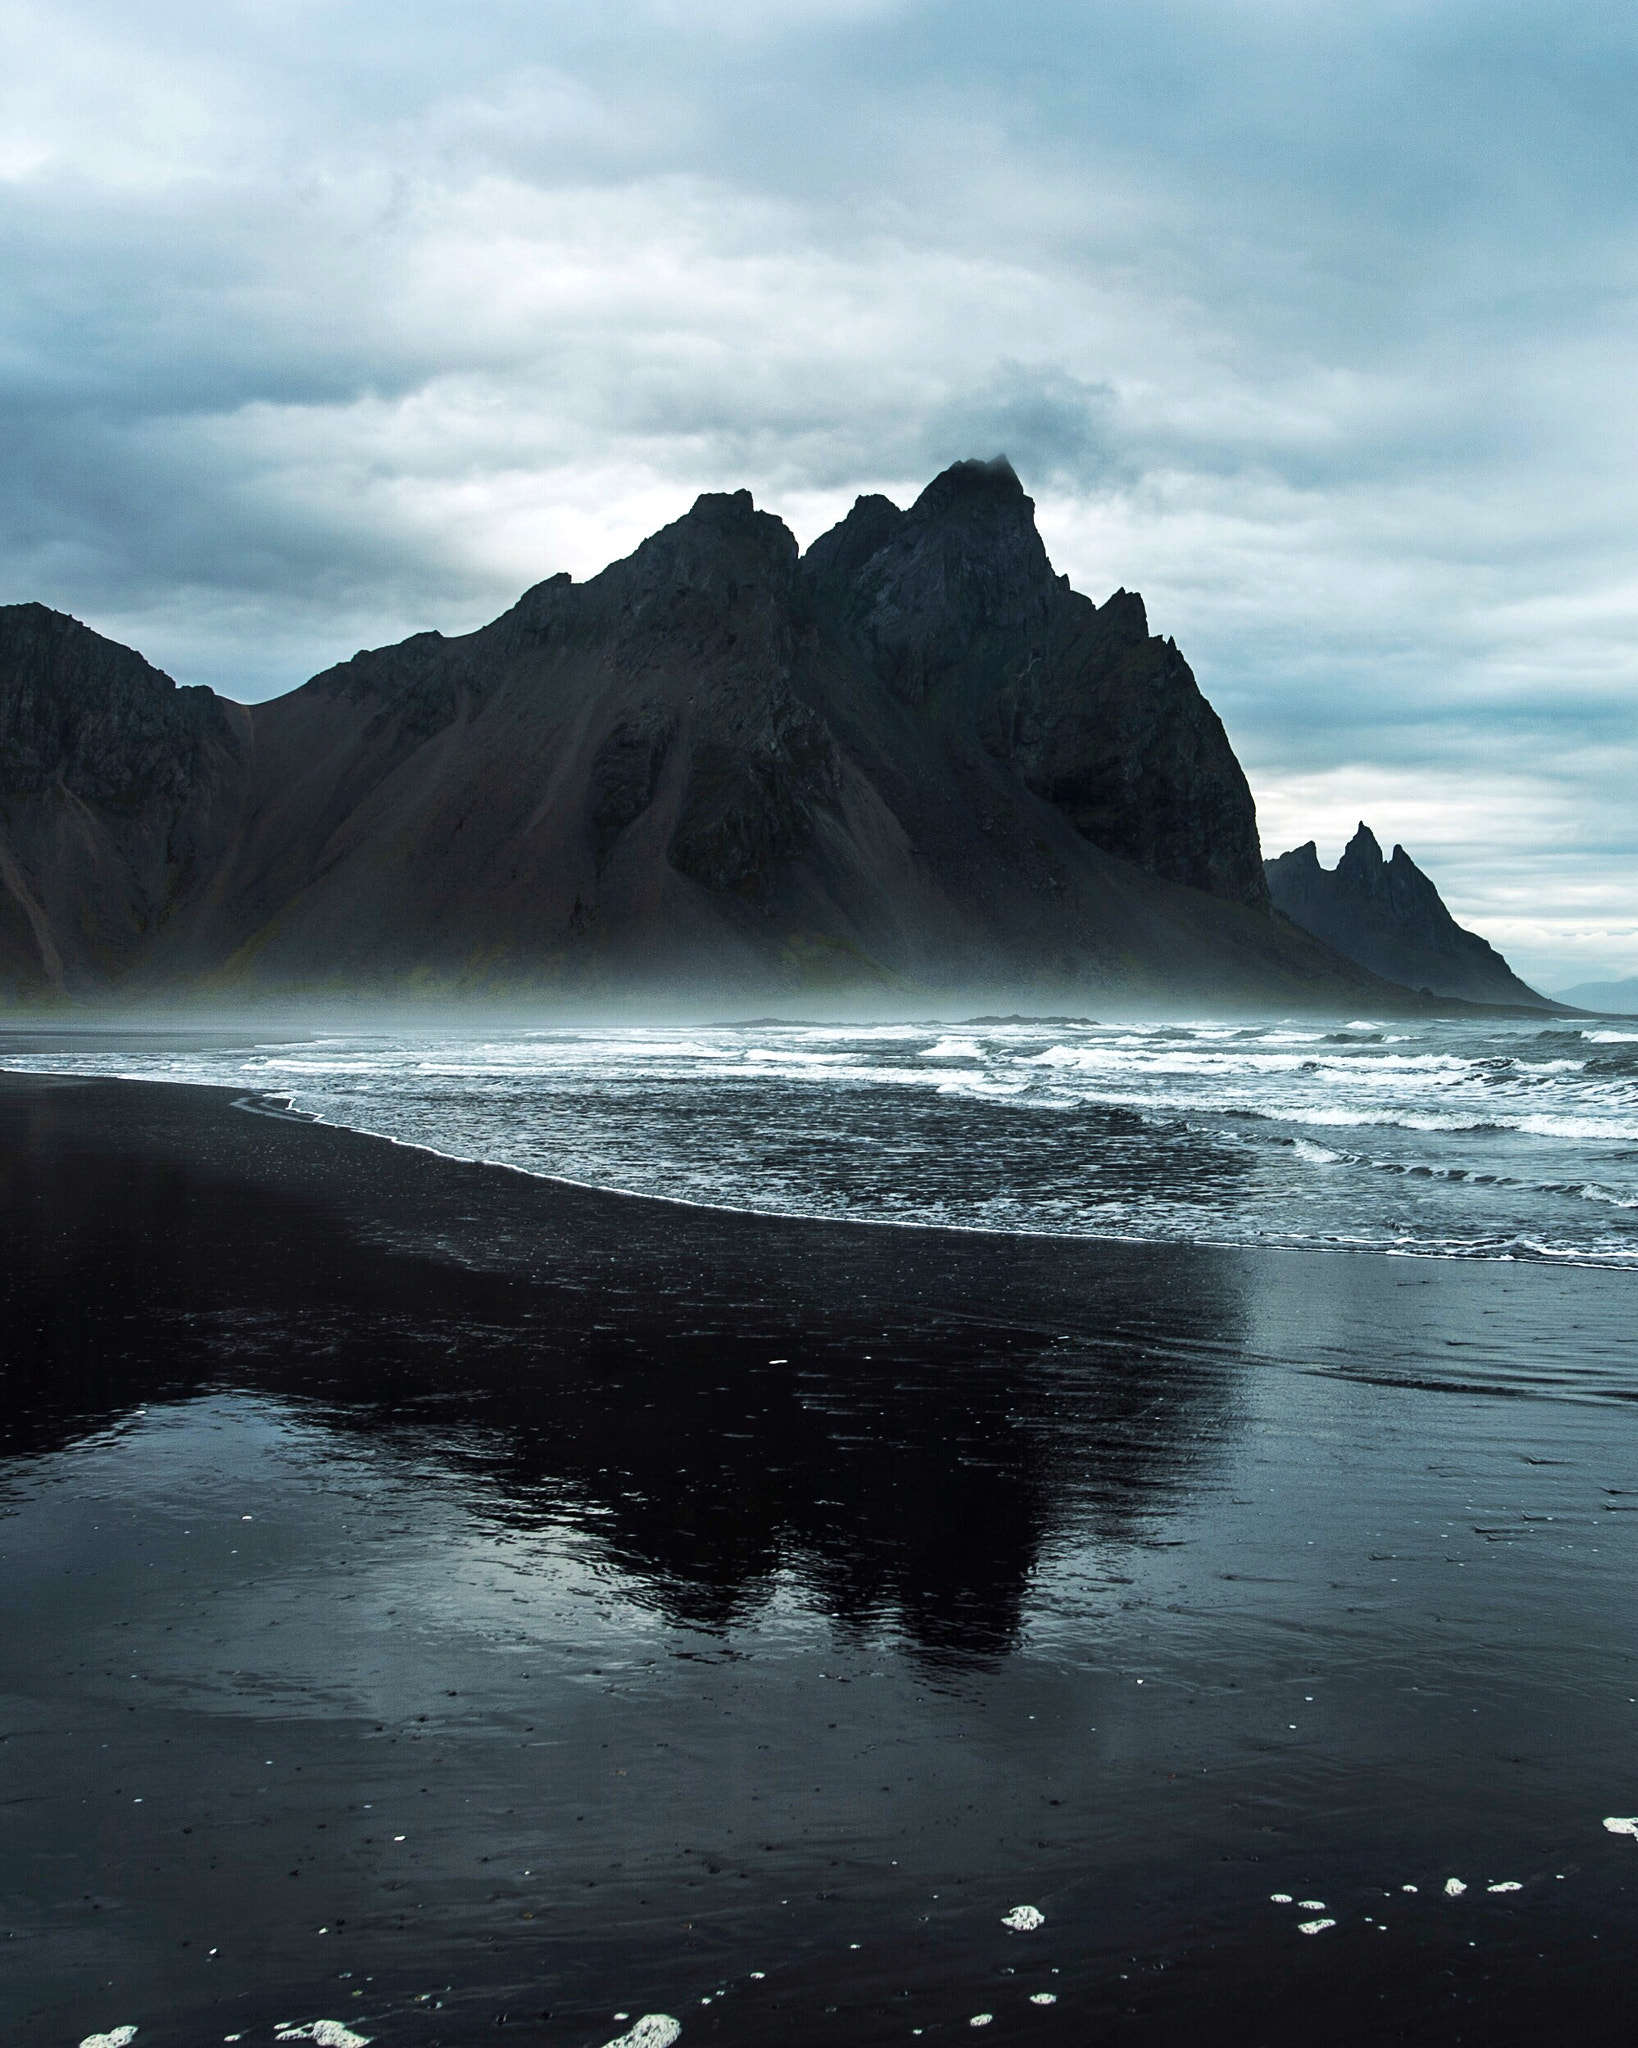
[
  {"left": 1340, "top": 821, "right": 1384, "bottom": 866},
  {"left": 900, "top": 453, "right": 1050, "bottom": 583},
  {"left": 1267, "top": 824, "right": 1547, "bottom": 1008},
  {"left": 805, "top": 454, "right": 1059, "bottom": 701},
  {"left": 639, "top": 486, "right": 797, "bottom": 561},
  {"left": 909, "top": 453, "right": 1029, "bottom": 519}
]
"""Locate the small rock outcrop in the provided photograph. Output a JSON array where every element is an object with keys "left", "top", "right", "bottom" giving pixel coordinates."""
[{"left": 1265, "top": 825, "right": 1548, "bottom": 1007}]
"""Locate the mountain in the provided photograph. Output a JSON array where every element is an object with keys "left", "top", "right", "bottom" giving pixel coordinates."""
[
  {"left": 1265, "top": 825, "right": 1549, "bottom": 1007},
  {"left": 0, "top": 603, "right": 250, "bottom": 997},
  {"left": 1, "top": 459, "right": 1408, "bottom": 1011},
  {"left": 1554, "top": 976, "right": 1638, "bottom": 1014}
]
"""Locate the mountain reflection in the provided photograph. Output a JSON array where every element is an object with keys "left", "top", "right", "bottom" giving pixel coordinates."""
[{"left": 0, "top": 1079, "right": 1249, "bottom": 1661}]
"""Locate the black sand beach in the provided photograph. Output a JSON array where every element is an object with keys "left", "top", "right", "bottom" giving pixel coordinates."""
[{"left": 3, "top": 1071, "right": 1638, "bottom": 2045}]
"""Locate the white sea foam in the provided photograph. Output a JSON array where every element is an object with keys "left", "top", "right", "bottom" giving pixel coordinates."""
[
  {"left": 12, "top": 1011, "right": 1638, "bottom": 1267},
  {"left": 602, "top": 2019, "right": 681, "bottom": 2048},
  {"left": 79, "top": 2030, "right": 137, "bottom": 2048},
  {"left": 1001, "top": 1904, "right": 1045, "bottom": 1930}
]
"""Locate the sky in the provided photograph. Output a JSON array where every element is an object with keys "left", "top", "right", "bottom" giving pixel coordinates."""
[{"left": 3, "top": 0, "right": 1636, "bottom": 990}]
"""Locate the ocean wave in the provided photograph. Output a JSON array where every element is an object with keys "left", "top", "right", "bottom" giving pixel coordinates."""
[{"left": 10, "top": 1010, "right": 1638, "bottom": 1269}]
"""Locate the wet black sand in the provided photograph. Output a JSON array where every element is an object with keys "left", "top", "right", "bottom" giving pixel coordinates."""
[{"left": 3, "top": 1071, "right": 1638, "bottom": 2046}]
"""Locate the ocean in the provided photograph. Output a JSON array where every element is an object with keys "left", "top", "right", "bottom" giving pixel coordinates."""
[{"left": 10, "top": 1012, "right": 1638, "bottom": 1264}]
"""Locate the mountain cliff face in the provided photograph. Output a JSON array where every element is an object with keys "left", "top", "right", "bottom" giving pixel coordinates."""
[
  {"left": 1265, "top": 825, "right": 1548, "bottom": 1007},
  {"left": 0, "top": 604, "right": 249, "bottom": 999},
  {"left": 1, "top": 459, "right": 1397, "bottom": 1009}
]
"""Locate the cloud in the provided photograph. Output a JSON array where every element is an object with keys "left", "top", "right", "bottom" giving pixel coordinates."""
[{"left": 0, "top": 0, "right": 1636, "bottom": 981}]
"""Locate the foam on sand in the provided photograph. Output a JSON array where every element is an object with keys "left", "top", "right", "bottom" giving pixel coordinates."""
[{"left": 603, "top": 2020, "right": 682, "bottom": 2048}]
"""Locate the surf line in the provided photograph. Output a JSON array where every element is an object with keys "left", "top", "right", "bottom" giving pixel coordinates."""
[{"left": 230, "top": 1092, "right": 322, "bottom": 1124}]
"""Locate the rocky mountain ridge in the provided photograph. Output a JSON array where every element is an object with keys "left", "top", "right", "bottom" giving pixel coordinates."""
[
  {"left": 1, "top": 460, "right": 1419, "bottom": 1009},
  {"left": 1265, "top": 825, "right": 1549, "bottom": 1008}
]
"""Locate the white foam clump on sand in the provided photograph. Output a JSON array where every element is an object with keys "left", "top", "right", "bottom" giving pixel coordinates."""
[
  {"left": 603, "top": 2020, "right": 682, "bottom": 2048},
  {"left": 1297, "top": 1918, "right": 1336, "bottom": 1935},
  {"left": 1297, "top": 1899, "right": 1325, "bottom": 1911},
  {"left": 1444, "top": 1879, "right": 1467, "bottom": 1896},
  {"left": 970, "top": 2016, "right": 994, "bottom": 2029},
  {"left": 1487, "top": 1881, "right": 1523, "bottom": 1893},
  {"left": 1002, "top": 1905, "right": 1045, "bottom": 1931},
  {"left": 1030, "top": 1992, "right": 1058, "bottom": 2005},
  {"left": 275, "top": 2027, "right": 370, "bottom": 2048},
  {"left": 80, "top": 2031, "right": 137, "bottom": 2048},
  {"left": 1269, "top": 1892, "right": 1293, "bottom": 1904},
  {"left": 1604, "top": 1817, "right": 1638, "bottom": 1839}
]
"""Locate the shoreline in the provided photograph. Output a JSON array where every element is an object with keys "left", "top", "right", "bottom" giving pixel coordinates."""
[
  {"left": 2, "top": 1068, "right": 1633, "bottom": 1420},
  {"left": 6, "top": 1060, "right": 1637, "bottom": 1278}
]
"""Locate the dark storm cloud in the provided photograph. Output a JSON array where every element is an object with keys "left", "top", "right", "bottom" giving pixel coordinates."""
[{"left": 1, "top": 0, "right": 1636, "bottom": 979}]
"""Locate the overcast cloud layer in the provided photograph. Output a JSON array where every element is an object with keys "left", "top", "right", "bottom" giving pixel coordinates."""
[{"left": 3, "top": 0, "right": 1636, "bottom": 987}]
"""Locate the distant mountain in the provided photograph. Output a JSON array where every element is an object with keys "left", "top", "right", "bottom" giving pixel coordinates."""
[
  {"left": 1265, "top": 825, "right": 1549, "bottom": 1008},
  {"left": 0, "top": 460, "right": 1409, "bottom": 1010},
  {"left": 1554, "top": 976, "right": 1638, "bottom": 1014}
]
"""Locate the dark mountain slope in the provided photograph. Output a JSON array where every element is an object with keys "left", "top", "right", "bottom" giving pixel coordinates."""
[
  {"left": 1265, "top": 825, "right": 1549, "bottom": 1008},
  {"left": 2, "top": 463, "right": 1408, "bottom": 1009},
  {"left": 0, "top": 604, "right": 249, "bottom": 999}
]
